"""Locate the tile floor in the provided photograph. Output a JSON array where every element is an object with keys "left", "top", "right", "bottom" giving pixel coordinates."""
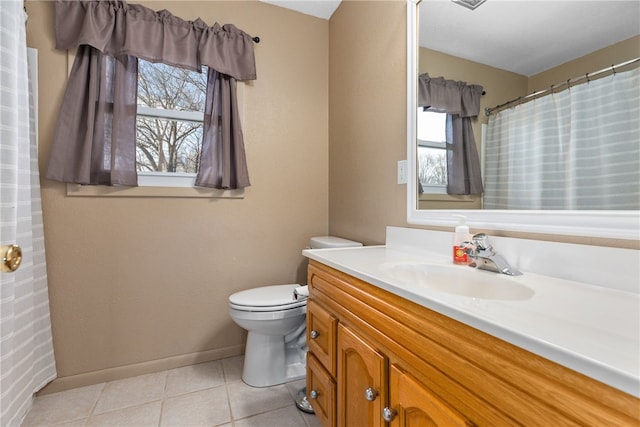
[{"left": 21, "top": 356, "right": 321, "bottom": 427}]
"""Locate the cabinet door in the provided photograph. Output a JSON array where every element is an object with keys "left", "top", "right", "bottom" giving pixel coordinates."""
[
  {"left": 387, "top": 364, "right": 472, "bottom": 427},
  {"left": 307, "top": 300, "right": 337, "bottom": 376},
  {"left": 307, "top": 353, "right": 336, "bottom": 427},
  {"left": 337, "top": 324, "right": 387, "bottom": 427}
]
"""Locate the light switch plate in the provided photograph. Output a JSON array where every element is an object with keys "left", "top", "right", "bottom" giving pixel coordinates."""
[{"left": 397, "top": 160, "right": 408, "bottom": 184}]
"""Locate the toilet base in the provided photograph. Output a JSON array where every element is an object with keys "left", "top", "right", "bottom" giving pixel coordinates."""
[{"left": 242, "top": 331, "right": 306, "bottom": 387}]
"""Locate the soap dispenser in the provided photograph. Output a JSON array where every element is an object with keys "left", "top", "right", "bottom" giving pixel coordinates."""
[{"left": 452, "top": 215, "right": 471, "bottom": 265}]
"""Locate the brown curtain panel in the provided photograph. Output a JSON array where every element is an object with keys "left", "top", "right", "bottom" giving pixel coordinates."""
[
  {"left": 47, "top": 0, "right": 257, "bottom": 189},
  {"left": 47, "top": 46, "right": 138, "bottom": 185},
  {"left": 196, "top": 70, "right": 250, "bottom": 189},
  {"left": 418, "top": 73, "right": 484, "bottom": 195}
]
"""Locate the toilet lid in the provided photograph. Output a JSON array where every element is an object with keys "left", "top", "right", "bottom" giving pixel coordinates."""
[{"left": 229, "top": 284, "right": 306, "bottom": 311}]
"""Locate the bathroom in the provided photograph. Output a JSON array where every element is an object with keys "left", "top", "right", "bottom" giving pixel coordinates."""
[{"left": 3, "top": 0, "right": 638, "bottom": 426}]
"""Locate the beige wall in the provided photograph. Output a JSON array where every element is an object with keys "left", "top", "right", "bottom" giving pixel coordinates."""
[
  {"left": 528, "top": 35, "right": 640, "bottom": 93},
  {"left": 328, "top": 0, "right": 408, "bottom": 245},
  {"left": 27, "top": 1, "right": 329, "bottom": 392}
]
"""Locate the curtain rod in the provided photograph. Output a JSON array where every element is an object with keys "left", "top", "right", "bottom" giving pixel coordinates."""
[{"left": 484, "top": 57, "right": 640, "bottom": 116}]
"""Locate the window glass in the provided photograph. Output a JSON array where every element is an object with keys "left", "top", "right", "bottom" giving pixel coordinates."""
[
  {"left": 418, "top": 146, "right": 447, "bottom": 186},
  {"left": 417, "top": 108, "right": 446, "bottom": 142},
  {"left": 136, "top": 60, "right": 206, "bottom": 174},
  {"left": 417, "top": 109, "right": 447, "bottom": 190}
]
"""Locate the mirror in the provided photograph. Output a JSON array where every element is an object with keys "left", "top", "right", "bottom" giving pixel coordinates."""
[{"left": 406, "top": 0, "right": 639, "bottom": 239}]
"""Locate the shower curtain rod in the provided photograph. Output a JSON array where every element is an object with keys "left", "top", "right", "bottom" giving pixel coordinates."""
[{"left": 484, "top": 56, "right": 640, "bottom": 116}]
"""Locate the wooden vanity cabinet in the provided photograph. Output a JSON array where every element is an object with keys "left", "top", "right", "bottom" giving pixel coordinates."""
[{"left": 305, "top": 260, "right": 640, "bottom": 427}]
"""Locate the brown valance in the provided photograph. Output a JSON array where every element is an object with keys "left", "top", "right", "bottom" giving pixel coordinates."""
[
  {"left": 55, "top": 0, "right": 257, "bottom": 81},
  {"left": 418, "top": 73, "right": 483, "bottom": 117}
]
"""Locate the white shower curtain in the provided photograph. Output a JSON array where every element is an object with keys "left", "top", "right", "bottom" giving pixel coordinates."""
[
  {"left": 484, "top": 67, "right": 640, "bottom": 210},
  {"left": 0, "top": 2, "right": 57, "bottom": 426}
]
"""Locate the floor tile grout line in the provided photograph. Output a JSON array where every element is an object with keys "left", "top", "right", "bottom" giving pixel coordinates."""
[
  {"left": 86, "top": 382, "right": 107, "bottom": 421},
  {"left": 158, "top": 369, "right": 170, "bottom": 427}
]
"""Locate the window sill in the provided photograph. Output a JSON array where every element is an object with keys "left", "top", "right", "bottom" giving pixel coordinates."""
[
  {"left": 66, "top": 183, "right": 244, "bottom": 199},
  {"left": 419, "top": 193, "right": 475, "bottom": 202}
]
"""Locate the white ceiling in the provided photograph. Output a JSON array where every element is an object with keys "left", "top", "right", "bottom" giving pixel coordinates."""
[
  {"left": 260, "top": 0, "right": 639, "bottom": 77},
  {"left": 420, "top": 0, "right": 640, "bottom": 76},
  {"left": 260, "top": 0, "right": 341, "bottom": 19}
]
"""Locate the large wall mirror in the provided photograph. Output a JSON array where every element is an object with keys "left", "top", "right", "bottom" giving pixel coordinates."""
[{"left": 406, "top": 0, "right": 640, "bottom": 239}]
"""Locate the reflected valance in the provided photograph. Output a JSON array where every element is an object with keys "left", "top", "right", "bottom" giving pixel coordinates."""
[
  {"left": 55, "top": 0, "right": 257, "bottom": 80},
  {"left": 418, "top": 73, "right": 483, "bottom": 117}
]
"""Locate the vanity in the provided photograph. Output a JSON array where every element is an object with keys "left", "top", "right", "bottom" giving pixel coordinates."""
[{"left": 303, "top": 227, "right": 639, "bottom": 426}]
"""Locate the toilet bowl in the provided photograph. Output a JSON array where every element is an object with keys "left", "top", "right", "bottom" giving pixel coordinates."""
[
  {"left": 229, "top": 284, "right": 308, "bottom": 387},
  {"left": 228, "top": 236, "right": 362, "bottom": 387}
]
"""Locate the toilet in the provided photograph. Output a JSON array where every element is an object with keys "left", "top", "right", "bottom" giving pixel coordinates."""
[{"left": 228, "top": 236, "right": 362, "bottom": 387}]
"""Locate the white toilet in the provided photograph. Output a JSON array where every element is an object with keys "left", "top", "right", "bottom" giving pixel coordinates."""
[{"left": 228, "top": 236, "right": 362, "bottom": 387}]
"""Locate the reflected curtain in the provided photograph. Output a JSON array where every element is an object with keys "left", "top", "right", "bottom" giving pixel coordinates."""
[
  {"left": 484, "top": 67, "right": 640, "bottom": 210},
  {"left": 46, "top": 0, "right": 256, "bottom": 189},
  {"left": 418, "top": 73, "right": 484, "bottom": 195}
]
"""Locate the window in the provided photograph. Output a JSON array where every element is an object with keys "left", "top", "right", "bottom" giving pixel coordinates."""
[
  {"left": 417, "top": 109, "right": 447, "bottom": 193},
  {"left": 136, "top": 60, "right": 207, "bottom": 187}
]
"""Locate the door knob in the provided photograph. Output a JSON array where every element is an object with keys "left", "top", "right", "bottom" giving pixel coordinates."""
[
  {"left": 1, "top": 244, "right": 22, "bottom": 272},
  {"left": 309, "top": 389, "right": 319, "bottom": 399},
  {"left": 310, "top": 330, "right": 320, "bottom": 339}
]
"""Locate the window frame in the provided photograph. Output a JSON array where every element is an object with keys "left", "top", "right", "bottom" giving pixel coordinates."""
[
  {"left": 135, "top": 60, "right": 208, "bottom": 186},
  {"left": 64, "top": 50, "right": 244, "bottom": 198},
  {"left": 417, "top": 109, "right": 448, "bottom": 194}
]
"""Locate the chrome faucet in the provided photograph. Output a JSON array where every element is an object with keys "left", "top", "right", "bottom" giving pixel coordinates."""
[{"left": 463, "top": 233, "right": 522, "bottom": 276}]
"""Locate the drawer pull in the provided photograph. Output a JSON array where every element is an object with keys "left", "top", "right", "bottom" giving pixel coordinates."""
[
  {"left": 364, "top": 387, "right": 378, "bottom": 401},
  {"left": 310, "top": 389, "right": 320, "bottom": 399},
  {"left": 382, "top": 407, "right": 397, "bottom": 422},
  {"left": 310, "top": 330, "right": 320, "bottom": 339}
]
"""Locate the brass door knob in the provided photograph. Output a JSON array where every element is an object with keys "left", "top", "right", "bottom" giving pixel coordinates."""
[{"left": 1, "top": 244, "right": 22, "bottom": 272}]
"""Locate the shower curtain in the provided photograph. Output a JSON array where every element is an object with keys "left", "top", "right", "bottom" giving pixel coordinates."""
[
  {"left": 483, "top": 67, "right": 640, "bottom": 210},
  {"left": 0, "top": 1, "right": 57, "bottom": 426}
]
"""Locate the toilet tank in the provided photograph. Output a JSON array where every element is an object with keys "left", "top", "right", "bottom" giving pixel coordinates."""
[{"left": 309, "top": 236, "right": 363, "bottom": 249}]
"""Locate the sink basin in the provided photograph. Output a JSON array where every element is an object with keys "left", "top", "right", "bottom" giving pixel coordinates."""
[{"left": 379, "top": 262, "right": 534, "bottom": 301}]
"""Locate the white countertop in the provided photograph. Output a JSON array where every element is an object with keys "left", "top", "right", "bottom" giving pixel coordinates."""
[{"left": 302, "top": 244, "right": 640, "bottom": 397}]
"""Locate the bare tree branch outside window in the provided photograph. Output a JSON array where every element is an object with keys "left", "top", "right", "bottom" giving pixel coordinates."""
[
  {"left": 418, "top": 147, "right": 447, "bottom": 186},
  {"left": 136, "top": 60, "right": 207, "bottom": 173}
]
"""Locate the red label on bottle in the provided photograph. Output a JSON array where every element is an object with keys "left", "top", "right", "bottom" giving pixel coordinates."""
[{"left": 453, "top": 246, "right": 468, "bottom": 264}]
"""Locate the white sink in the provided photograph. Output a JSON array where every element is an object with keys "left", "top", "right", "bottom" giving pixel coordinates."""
[{"left": 379, "top": 262, "right": 534, "bottom": 301}]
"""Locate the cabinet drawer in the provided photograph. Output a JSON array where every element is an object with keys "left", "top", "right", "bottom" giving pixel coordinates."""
[
  {"left": 307, "top": 299, "right": 337, "bottom": 376},
  {"left": 307, "top": 353, "right": 336, "bottom": 427}
]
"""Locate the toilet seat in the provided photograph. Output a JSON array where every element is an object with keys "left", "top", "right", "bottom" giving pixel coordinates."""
[{"left": 229, "top": 284, "right": 306, "bottom": 312}]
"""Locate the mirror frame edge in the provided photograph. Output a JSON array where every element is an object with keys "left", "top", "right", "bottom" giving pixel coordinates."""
[{"left": 405, "top": 0, "right": 639, "bottom": 240}]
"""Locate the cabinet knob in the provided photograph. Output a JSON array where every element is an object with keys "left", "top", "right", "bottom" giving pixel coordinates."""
[
  {"left": 364, "top": 387, "right": 378, "bottom": 401},
  {"left": 310, "top": 389, "right": 319, "bottom": 399},
  {"left": 382, "top": 407, "right": 397, "bottom": 422},
  {"left": 310, "top": 330, "right": 320, "bottom": 339}
]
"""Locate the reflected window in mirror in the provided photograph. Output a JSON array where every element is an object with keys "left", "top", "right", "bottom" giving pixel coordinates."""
[{"left": 417, "top": 109, "right": 447, "bottom": 194}]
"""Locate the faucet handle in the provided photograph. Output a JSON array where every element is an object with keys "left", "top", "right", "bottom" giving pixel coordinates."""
[{"left": 471, "top": 233, "right": 491, "bottom": 251}]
